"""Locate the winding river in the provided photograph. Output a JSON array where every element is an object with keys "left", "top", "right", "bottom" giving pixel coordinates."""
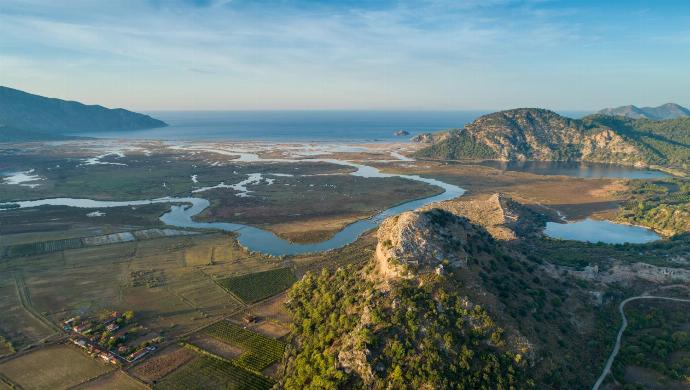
[
  {"left": 1, "top": 151, "right": 665, "bottom": 255},
  {"left": 1, "top": 158, "right": 465, "bottom": 256}
]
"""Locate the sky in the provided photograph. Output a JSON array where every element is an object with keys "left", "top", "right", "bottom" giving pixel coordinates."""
[{"left": 1, "top": 0, "right": 689, "bottom": 111}]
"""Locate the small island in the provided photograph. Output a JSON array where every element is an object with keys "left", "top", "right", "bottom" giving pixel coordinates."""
[{"left": 393, "top": 130, "right": 410, "bottom": 136}]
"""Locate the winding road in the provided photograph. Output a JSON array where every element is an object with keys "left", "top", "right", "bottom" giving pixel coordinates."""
[{"left": 592, "top": 295, "right": 690, "bottom": 390}]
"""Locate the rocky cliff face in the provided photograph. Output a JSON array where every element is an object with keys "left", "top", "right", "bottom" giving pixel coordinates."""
[
  {"left": 422, "top": 193, "right": 542, "bottom": 241},
  {"left": 375, "top": 209, "right": 477, "bottom": 278},
  {"left": 375, "top": 194, "right": 543, "bottom": 279}
]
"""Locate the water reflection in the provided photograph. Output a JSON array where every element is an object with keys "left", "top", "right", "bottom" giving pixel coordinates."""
[
  {"left": 477, "top": 161, "right": 668, "bottom": 179},
  {"left": 544, "top": 218, "right": 660, "bottom": 244}
]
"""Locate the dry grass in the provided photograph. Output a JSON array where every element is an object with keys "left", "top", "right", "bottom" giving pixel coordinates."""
[
  {"left": 0, "top": 272, "right": 56, "bottom": 350},
  {"left": 188, "top": 334, "right": 244, "bottom": 360},
  {"left": 130, "top": 345, "right": 196, "bottom": 383},
  {"left": 0, "top": 344, "right": 112, "bottom": 390},
  {"left": 74, "top": 370, "right": 148, "bottom": 390},
  {"left": 378, "top": 161, "right": 625, "bottom": 219},
  {"left": 231, "top": 292, "right": 292, "bottom": 327},
  {"left": 249, "top": 321, "right": 290, "bottom": 339},
  {"left": 268, "top": 213, "right": 372, "bottom": 243}
]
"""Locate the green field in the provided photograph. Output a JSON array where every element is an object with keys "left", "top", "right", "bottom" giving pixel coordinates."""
[
  {"left": 155, "top": 355, "right": 273, "bottom": 390},
  {"left": 218, "top": 267, "right": 297, "bottom": 303},
  {"left": 203, "top": 321, "right": 286, "bottom": 372},
  {"left": 1, "top": 237, "right": 84, "bottom": 258}
]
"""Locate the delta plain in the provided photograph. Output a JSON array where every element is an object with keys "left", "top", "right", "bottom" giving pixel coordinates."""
[{"left": 2, "top": 95, "right": 690, "bottom": 390}]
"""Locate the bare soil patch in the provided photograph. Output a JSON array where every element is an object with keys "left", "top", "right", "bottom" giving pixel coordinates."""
[
  {"left": 0, "top": 344, "right": 112, "bottom": 390},
  {"left": 129, "top": 345, "right": 196, "bottom": 383},
  {"left": 74, "top": 370, "right": 147, "bottom": 390},
  {"left": 188, "top": 334, "right": 244, "bottom": 359},
  {"left": 249, "top": 320, "right": 291, "bottom": 339}
]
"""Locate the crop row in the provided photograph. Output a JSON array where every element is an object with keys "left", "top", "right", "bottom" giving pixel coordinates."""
[
  {"left": 203, "top": 321, "right": 286, "bottom": 371},
  {"left": 2, "top": 238, "right": 84, "bottom": 258},
  {"left": 217, "top": 267, "right": 297, "bottom": 303},
  {"left": 155, "top": 355, "right": 273, "bottom": 390}
]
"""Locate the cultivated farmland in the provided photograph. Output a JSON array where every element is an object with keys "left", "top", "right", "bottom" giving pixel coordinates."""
[
  {"left": 155, "top": 355, "right": 273, "bottom": 390},
  {"left": 203, "top": 321, "right": 286, "bottom": 372},
  {"left": 218, "top": 267, "right": 297, "bottom": 304},
  {"left": 0, "top": 344, "right": 112, "bottom": 390}
]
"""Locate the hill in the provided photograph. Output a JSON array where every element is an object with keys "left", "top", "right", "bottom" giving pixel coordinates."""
[
  {"left": 597, "top": 103, "right": 690, "bottom": 120},
  {"left": 414, "top": 108, "right": 690, "bottom": 169},
  {"left": 279, "top": 197, "right": 619, "bottom": 389},
  {"left": 0, "top": 86, "right": 166, "bottom": 141}
]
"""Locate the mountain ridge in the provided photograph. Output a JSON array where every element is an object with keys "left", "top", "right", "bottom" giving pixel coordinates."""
[
  {"left": 597, "top": 103, "right": 690, "bottom": 120},
  {"left": 414, "top": 108, "right": 690, "bottom": 170},
  {"left": 0, "top": 86, "right": 167, "bottom": 142}
]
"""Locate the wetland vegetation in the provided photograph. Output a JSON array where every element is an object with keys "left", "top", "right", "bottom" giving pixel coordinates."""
[{"left": 1, "top": 140, "right": 689, "bottom": 389}]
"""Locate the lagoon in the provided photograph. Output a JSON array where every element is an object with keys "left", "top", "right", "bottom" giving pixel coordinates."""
[
  {"left": 544, "top": 218, "right": 660, "bottom": 244},
  {"left": 477, "top": 161, "right": 668, "bottom": 179}
]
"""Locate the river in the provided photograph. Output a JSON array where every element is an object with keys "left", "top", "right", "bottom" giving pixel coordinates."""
[
  {"left": 1, "top": 151, "right": 666, "bottom": 254},
  {"left": 1, "top": 157, "right": 464, "bottom": 256}
]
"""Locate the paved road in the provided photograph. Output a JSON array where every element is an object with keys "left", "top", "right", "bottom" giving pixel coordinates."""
[{"left": 592, "top": 295, "right": 690, "bottom": 390}]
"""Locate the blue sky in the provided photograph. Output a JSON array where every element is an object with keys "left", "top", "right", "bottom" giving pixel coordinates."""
[{"left": 1, "top": 0, "right": 689, "bottom": 111}]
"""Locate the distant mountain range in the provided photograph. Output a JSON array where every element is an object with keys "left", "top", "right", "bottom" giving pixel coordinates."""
[
  {"left": 596, "top": 103, "right": 690, "bottom": 120},
  {"left": 0, "top": 86, "right": 167, "bottom": 142},
  {"left": 414, "top": 108, "right": 690, "bottom": 169}
]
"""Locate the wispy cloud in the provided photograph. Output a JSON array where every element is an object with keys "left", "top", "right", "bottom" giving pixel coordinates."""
[{"left": 0, "top": 0, "right": 688, "bottom": 110}]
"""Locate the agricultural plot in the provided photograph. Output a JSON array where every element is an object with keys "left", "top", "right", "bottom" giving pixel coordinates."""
[
  {"left": 1, "top": 228, "right": 199, "bottom": 259},
  {"left": 73, "top": 370, "right": 148, "bottom": 390},
  {"left": 184, "top": 234, "right": 280, "bottom": 279},
  {"left": 1, "top": 237, "right": 83, "bottom": 258},
  {"left": 155, "top": 355, "right": 273, "bottom": 390},
  {"left": 10, "top": 237, "right": 242, "bottom": 341},
  {"left": 218, "top": 267, "right": 296, "bottom": 303},
  {"left": 0, "top": 272, "right": 57, "bottom": 350},
  {"left": 0, "top": 344, "right": 112, "bottom": 390},
  {"left": 129, "top": 345, "right": 197, "bottom": 383},
  {"left": 203, "top": 321, "right": 286, "bottom": 372}
]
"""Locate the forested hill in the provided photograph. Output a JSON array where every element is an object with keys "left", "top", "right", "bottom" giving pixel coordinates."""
[
  {"left": 596, "top": 103, "right": 690, "bottom": 120},
  {"left": 414, "top": 108, "right": 690, "bottom": 170},
  {"left": 279, "top": 202, "right": 614, "bottom": 389},
  {"left": 0, "top": 86, "right": 166, "bottom": 141}
]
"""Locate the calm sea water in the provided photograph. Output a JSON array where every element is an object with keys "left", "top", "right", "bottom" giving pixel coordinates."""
[
  {"left": 72, "top": 110, "right": 589, "bottom": 142},
  {"left": 74, "top": 111, "right": 487, "bottom": 142}
]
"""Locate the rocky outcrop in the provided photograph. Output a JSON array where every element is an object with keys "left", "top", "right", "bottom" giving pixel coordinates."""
[
  {"left": 543, "top": 261, "right": 690, "bottom": 285},
  {"left": 337, "top": 305, "right": 375, "bottom": 385},
  {"left": 410, "top": 132, "right": 450, "bottom": 144},
  {"left": 374, "top": 194, "right": 542, "bottom": 279},
  {"left": 423, "top": 193, "right": 542, "bottom": 241},
  {"left": 374, "top": 209, "right": 495, "bottom": 279},
  {"left": 411, "top": 133, "right": 434, "bottom": 143}
]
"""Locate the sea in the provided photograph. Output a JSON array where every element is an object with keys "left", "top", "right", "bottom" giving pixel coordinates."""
[{"left": 73, "top": 110, "right": 591, "bottom": 142}]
